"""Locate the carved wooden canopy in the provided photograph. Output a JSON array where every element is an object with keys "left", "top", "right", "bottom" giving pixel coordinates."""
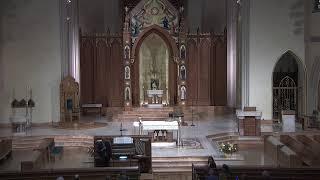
[{"left": 123, "top": 0, "right": 183, "bottom": 11}]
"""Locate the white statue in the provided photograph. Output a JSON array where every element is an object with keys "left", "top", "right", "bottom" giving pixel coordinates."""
[
  {"left": 181, "top": 86, "right": 186, "bottom": 100},
  {"left": 124, "top": 45, "right": 130, "bottom": 59},
  {"left": 180, "top": 65, "right": 186, "bottom": 80},
  {"left": 151, "top": 80, "right": 157, "bottom": 90},
  {"left": 125, "top": 66, "right": 130, "bottom": 79},
  {"left": 125, "top": 87, "right": 130, "bottom": 101}
]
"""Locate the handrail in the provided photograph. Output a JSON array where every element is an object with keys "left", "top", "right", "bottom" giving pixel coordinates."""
[{"left": 0, "top": 166, "right": 140, "bottom": 179}]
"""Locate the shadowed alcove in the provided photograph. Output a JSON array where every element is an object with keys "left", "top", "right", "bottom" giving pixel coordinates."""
[{"left": 139, "top": 33, "right": 169, "bottom": 105}]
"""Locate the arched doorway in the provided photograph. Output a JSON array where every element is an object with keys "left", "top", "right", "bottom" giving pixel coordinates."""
[
  {"left": 139, "top": 33, "right": 169, "bottom": 104},
  {"left": 131, "top": 25, "right": 178, "bottom": 107},
  {"left": 272, "top": 51, "right": 305, "bottom": 119}
]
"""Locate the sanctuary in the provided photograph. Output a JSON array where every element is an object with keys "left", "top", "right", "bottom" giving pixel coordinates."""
[{"left": 1, "top": 0, "right": 320, "bottom": 179}]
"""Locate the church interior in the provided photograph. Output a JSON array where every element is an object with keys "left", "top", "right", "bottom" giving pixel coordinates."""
[{"left": 0, "top": 0, "right": 320, "bottom": 179}]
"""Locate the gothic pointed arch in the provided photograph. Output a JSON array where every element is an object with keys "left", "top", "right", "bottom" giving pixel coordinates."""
[
  {"left": 131, "top": 25, "right": 178, "bottom": 106},
  {"left": 272, "top": 50, "right": 306, "bottom": 119}
]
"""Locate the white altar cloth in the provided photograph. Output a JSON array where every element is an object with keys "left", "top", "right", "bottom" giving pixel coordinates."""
[
  {"left": 236, "top": 110, "right": 262, "bottom": 119},
  {"left": 133, "top": 120, "right": 178, "bottom": 130},
  {"left": 147, "top": 90, "right": 164, "bottom": 97}
]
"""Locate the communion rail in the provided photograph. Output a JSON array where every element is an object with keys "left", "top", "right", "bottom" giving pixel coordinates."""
[
  {"left": 192, "top": 164, "right": 320, "bottom": 180},
  {"left": 0, "top": 166, "right": 140, "bottom": 180}
]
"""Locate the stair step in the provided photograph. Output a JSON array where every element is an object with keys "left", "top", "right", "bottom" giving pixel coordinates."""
[{"left": 152, "top": 167, "right": 192, "bottom": 173}]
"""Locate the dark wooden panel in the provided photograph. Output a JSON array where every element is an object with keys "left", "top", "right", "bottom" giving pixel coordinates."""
[
  {"left": 110, "top": 40, "right": 124, "bottom": 107},
  {"left": 186, "top": 39, "right": 198, "bottom": 106},
  {"left": 210, "top": 42, "right": 216, "bottom": 105},
  {"left": 214, "top": 40, "right": 227, "bottom": 106},
  {"left": 198, "top": 39, "right": 210, "bottom": 106},
  {"left": 95, "top": 39, "right": 108, "bottom": 106},
  {"left": 80, "top": 39, "right": 94, "bottom": 104}
]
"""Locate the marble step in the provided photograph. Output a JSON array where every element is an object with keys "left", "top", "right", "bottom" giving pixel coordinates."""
[
  {"left": 152, "top": 167, "right": 192, "bottom": 173},
  {"left": 12, "top": 136, "right": 48, "bottom": 150},
  {"left": 152, "top": 157, "right": 208, "bottom": 173},
  {"left": 207, "top": 132, "right": 240, "bottom": 139},
  {"left": 54, "top": 135, "right": 94, "bottom": 148}
]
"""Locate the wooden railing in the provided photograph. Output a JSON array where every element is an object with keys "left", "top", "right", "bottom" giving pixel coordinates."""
[
  {"left": 192, "top": 164, "right": 320, "bottom": 180},
  {"left": 0, "top": 167, "right": 140, "bottom": 180}
]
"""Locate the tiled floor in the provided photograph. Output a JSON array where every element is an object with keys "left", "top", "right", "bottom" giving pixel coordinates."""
[{"left": 0, "top": 110, "right": 278, "bottom": 171}]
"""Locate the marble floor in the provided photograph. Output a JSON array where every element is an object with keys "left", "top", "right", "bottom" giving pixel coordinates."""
[{"left": 0, "top": 110, "right": 282, "bottom": 171}]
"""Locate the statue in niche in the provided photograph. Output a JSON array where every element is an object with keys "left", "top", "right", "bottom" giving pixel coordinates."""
[
  {"left": 125, "top": 87, "right": 130, "bottom": 101},
  {"left": 125, "top": 66, "right": 130, "bottom": 80},
  {"left": 180, "top": 45, "right": 186, "bottom": 59},
  {"left": 180, "top": 86, "right": 186, "bottom": 100},
  {"left": 162, "top": 16, "right": 169, "bottom": 29},
  {"left": 180, "top": 65, "right": 186, "bottom": 80},
  {"left": 132, "top": 21, "right": 141, "bottom": 37},
  {"left": 124, "top": 46, "right": 130, "bottom": 59},
  {"left": 151, "top": 79, "right": 159, "bottom": 90}
]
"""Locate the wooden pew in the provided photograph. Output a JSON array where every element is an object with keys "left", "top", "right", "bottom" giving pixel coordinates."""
[
  {"left": 20, "top": 150, "right": 43, "bottom": 172},
  {"left": 295, "top": 135, "right": 320, "bottom": 156},
  {"left": 280, "top": 135, "right": 320, "bottom": 166},
  {"left": 192, "top": 165, "right": 320, "bottom": 180},
  {"left": 314, "top": 135, "right": 320, "bottom": 143},
  {"left": 0, "top": 166, "right": 140, "bottom": 180},
  {"left": 0, "top": 139, "right": 12, "bottom": 161},
  {"left": 277, "top": 146, "right": 302, "bottom": 168},
  {"left": 264, "top": 136, "right": 284, "bottom": 164}
]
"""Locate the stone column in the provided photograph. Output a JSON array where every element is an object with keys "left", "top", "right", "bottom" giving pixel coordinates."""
[
  {"left": 60, "top": 0, "right": 80, "bottom": 82},
  {"left": 226, "top": 0, "right": 239, "bottom": 108},
  {"left": 238, "top": 0, "right": 250, "bottom": 108}
]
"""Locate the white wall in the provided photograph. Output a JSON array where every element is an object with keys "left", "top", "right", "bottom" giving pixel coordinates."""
[
  {"left": 305, "top": 1, "right": 320, "bottom": 113},
  {"left": 248, "top": 0, "right": 305, "bottom": 119},
  {"left": 0, "top": 0, "right": 61, "bottom": 124}
]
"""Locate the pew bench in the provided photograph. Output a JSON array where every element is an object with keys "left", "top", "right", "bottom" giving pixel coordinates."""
[
  {"left": 0, "top": 139, "right": 12, "bottom": 161},
  {"left": 82, "top": 104, "right": 103, "bottom": 116}
]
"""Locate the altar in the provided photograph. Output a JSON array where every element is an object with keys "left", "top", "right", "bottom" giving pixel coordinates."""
[
  {"left": 146, "top": 90, "right": 163, "bottom": 108},
  {"left": 133, "top": 120, "right": 181, "bottom": 145}
]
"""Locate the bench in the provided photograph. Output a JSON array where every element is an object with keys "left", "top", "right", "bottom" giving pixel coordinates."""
[
  {"left": 82, "top": 104, "right": 102, "bottom": 116},
  {"left": 0, "top": 139, "right": 12, "bottom": 161}
]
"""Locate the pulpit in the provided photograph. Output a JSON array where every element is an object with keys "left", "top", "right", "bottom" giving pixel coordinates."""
[
  {"left": 146, "top": 90, "right": 163, "bottom": 108},
  {"left": 236, "top": 107, "right": 262, "bottom": 136}
]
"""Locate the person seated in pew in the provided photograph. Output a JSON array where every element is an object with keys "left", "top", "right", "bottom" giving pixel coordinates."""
[
  {"left": 219, "top": 164, "right": 231, "bottom": 180},
  {"left": 208, "top": 156, "right": 217, "bottom": 169},
  {"left": 206, "top": 168, "right": 219, "bottom": 180}
]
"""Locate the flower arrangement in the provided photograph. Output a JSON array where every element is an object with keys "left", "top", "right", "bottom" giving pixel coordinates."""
[{"left": 219, "top": 142, "right": 238, "bottom": 154}]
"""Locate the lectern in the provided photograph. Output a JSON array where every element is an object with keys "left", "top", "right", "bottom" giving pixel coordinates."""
[{"left": 236, "top": 107, "right": 262, "bottom": 136}]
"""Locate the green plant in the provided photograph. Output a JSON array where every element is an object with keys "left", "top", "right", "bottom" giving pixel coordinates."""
[{"left": 219, "top": 142, "right": 238, "bottom": 154}]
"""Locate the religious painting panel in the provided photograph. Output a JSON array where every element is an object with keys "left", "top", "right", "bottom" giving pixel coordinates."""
[{"left": 130, "top": 0, "right": 179, "bottom": 42}]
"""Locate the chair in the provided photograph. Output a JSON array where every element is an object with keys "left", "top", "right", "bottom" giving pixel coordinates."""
[
  {"left": 48, "top": 141, "right": 63, "bottom": 161},
  {"left": 60, "top": 76, "right": 80, "bottom": 122}
]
